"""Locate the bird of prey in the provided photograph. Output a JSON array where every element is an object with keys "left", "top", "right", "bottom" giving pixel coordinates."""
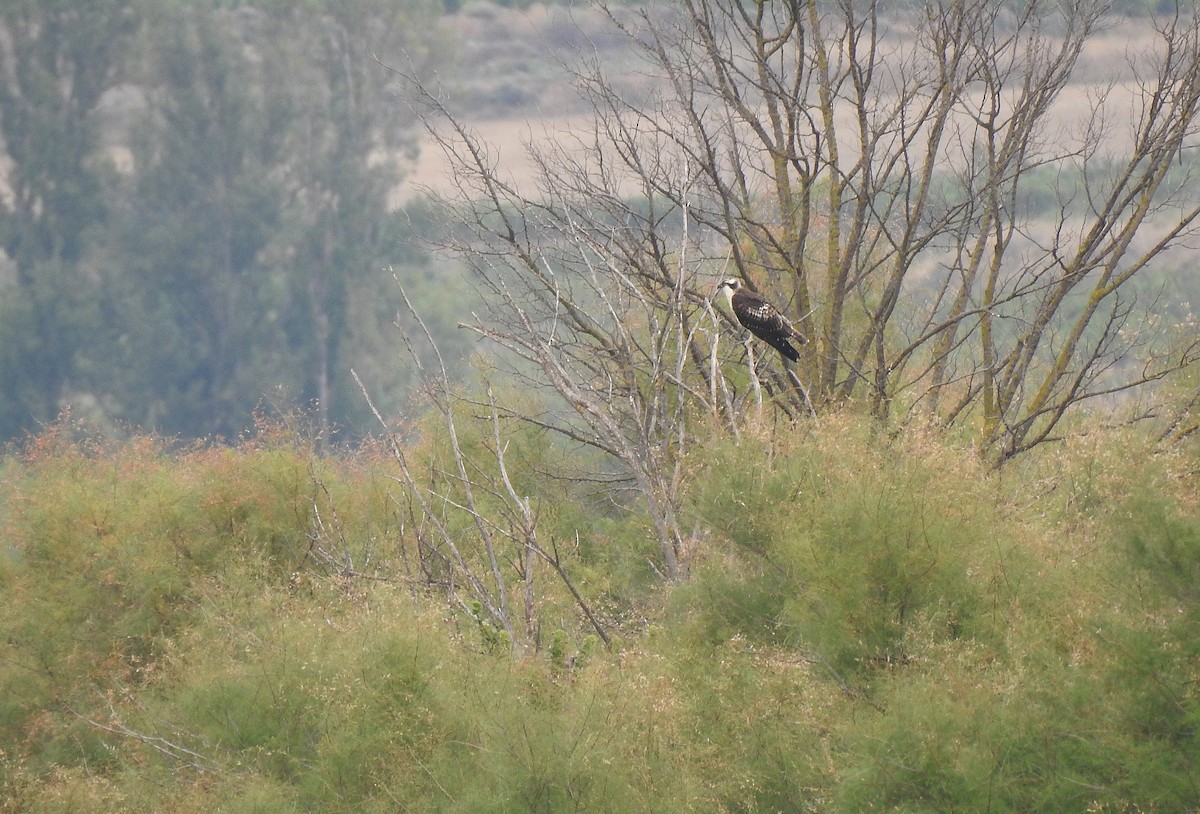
[{"left": 715, "top": 278, "right": 806, "bottom": 363}]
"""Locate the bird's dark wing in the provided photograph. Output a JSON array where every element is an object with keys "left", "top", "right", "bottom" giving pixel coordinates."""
[{"left": 733, "top": 290, "right": 803, "bottom": 362}]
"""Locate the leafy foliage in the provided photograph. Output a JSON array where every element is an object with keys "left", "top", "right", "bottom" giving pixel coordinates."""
[
  {"left": 683, "top": 417, "right": 1017, "bottom": 680},
  {"left": 0, "top": 0, "right": 135, "bottom": 438},
  {"left": 2, "top": 413, "right": 1198, "bottom": 811},
  {"left": 0, "top": 0, "right": 453, "bottom": 444}
]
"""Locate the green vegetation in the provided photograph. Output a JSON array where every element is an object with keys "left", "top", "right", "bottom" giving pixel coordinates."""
[
  {"left": 0, "top": 0, "right": 461, "bottom": 443},
  {"left": 2, "top": 412, "right": 1196, "bottom": 811},
  {"left": 3, "top": 0, "right": 1199, "bottom": 808}
]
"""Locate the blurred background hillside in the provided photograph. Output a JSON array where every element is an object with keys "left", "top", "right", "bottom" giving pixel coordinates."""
[{"left": 0, "top": 0, "right": 1193, "bottom": 445}]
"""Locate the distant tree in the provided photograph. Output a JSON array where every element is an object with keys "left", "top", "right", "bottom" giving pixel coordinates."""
[
  {"left": 0, "top": 0, "right": 136, "bottom": 437},
  {"left": 406, "top": 0, "right": 1200, "bottom": 574},
  {"left": 100, "top": 4, "right": 292, "bottom": 438},
  {"left": 258, "top": 0, "right": 440, "bottom": 437},
  {"left": 0, "top": 0, "right": 448, "bottom": 443},
  {"left": 98, "top": 0, "right": 439, "bottom": 440}
]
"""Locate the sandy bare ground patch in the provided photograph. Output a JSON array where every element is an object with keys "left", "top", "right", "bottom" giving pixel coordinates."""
[
  {"left": 391, "top": 15, "right": 1171, "bottom": 209},
  {"left": 392, "top": 114, "right": 601, "bottom": 206}
]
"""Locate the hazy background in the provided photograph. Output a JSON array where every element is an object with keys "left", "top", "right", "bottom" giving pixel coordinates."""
[{"left": 0, "top": 0, "right": 1191, "bottom": 445}]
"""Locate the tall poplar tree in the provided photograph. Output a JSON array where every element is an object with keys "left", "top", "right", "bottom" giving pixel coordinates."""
[
  {"left": 0, "top": 0, "right": 136, "bottom": 437},
  {"left": 101, "top": 0, "right": 439, "bottom": 439}
]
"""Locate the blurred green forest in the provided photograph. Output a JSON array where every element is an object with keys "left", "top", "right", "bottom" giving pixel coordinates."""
[{"left": 0, "top": 0, "right": 478, "bottom": 444}]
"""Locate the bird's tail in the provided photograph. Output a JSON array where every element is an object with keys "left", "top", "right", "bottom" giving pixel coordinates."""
[{"left": 773, "top": 339, "right": 800, "bottom": 363}]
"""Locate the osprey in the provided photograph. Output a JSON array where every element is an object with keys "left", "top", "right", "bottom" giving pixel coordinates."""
[{"left": 716, "top": 278, "right": 806, "bottom": 363}]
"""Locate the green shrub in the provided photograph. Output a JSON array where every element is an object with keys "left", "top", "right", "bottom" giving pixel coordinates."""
[
  {"left": 684, "top": 416, "right": 1020, "bottom": 683},
  {"left": 4, "top": 413, "right": 1199, "bottom": 812},
  {"left": 1097, "top": 488, "right": 1200, "bottom": 808},
  {"left": 0, "top": 425, "right": 395, "bottom": 782}
]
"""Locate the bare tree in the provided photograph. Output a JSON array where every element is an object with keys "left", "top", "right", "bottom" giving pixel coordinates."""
[
  {"left": 587, "top": 0, "right": 1200, "bottom": 461},
  {"left": 399, "top": 75, "right": 728, "bottom": 578},
  {"left": 355, "top": 283, "right": 611, "bottom": 651},
  {"left": 397, "top": 0, "right": 1200, "bottom": 573}
]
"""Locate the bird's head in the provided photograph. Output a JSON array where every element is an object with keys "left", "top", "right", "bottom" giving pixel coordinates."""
[{"left": 715, "top": 277, "right": 741, "bottom": 304}]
